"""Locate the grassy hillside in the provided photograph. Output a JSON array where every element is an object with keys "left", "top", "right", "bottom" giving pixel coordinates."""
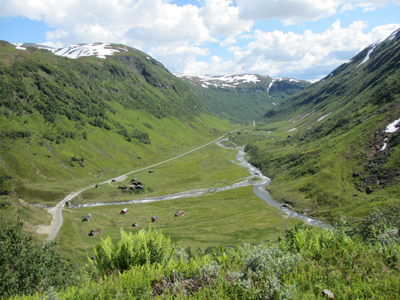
[
  {"left": 236, "top": 28, "right": 400, "bottom": 223},
  {"left": 2, "top": 33, "right": 400, "bottom": 300},
  {"left": 0, "top": 41, "right": 240, "bottom": 233},
  {"left": 178, "top": 75, "right": 310, "bottom": 123}
]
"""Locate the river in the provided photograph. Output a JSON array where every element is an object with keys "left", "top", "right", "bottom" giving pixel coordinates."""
[{"left": 71, "top": 138, "right": 330, "bottom": 229}]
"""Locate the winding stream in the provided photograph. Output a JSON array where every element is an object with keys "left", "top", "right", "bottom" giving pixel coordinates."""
[{"left": 71, "top": 139, "right": 330, "bottom": 229}]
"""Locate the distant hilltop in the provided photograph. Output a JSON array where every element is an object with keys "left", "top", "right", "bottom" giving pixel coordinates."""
[
  {"left": 13, "top": 42, "right": 138, "bottom": 60},
  {"left": 175, "top": 73, "right": 307, "bottom": 90}
]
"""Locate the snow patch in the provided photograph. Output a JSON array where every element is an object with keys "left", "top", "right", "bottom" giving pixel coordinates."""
[
  {"left": 356, "top": 41, "right": 381, "bottom": 68},
  {"left": 300, "top": 111, "right": 314, "bottom": 120},
  {"left": 317, "top": 112, "right": 332, "bottom": 122},
  {"left": 385, "top": 118, "right": 400, "bottom": 133},
  {"left": 176, "top": 73, "right": 259, "bottom": 84},
  {"left": 52, "top": 43, "right": 120, "bottom": 59},
  {"left": 13, "top": 43, "right": 26, "bottom": 50},
  {"left": 175, "top": 73, "right": 261, "bottom": 89},
  {"left": 272, "top": 102, "right": 276, "bottom": 106},
  {"left": 381, "top": 143, "right": 387, "bottom": 151},
  {"left": 287, "top": 128, "right": 297, "bottom": 132},
  {"left": 388, "top": 28, "right": 400, "bottom": 41}
]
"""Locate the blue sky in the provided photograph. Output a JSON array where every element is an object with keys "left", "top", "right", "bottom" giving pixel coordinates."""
[{"left": 0, "top": 0, "right": 399, "bottom": 81}]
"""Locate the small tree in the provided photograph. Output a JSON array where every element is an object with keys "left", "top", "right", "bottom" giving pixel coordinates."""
[{"left": 0, "top": 216, "right": 78, "bottom": 298}]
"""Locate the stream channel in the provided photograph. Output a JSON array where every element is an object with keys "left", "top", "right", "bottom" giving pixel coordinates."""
[{"left": 71, "top": 139, "right": 330, "bottom": 229}]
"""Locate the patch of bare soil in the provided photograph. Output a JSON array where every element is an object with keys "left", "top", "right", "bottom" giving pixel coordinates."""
[{"left": 35, "top": 206, "right": 56, "bottom": 236}]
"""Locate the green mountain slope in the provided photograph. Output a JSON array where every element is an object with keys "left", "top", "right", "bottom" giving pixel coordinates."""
[
  {"left": 238, "top": 28, "right": 400, "bottom": 222},
  {"left": 176, "top": 74, "right": 310, "bottom": 123},
  {"left": 0, "top": 41, "right": 237, "bottom": 210}
]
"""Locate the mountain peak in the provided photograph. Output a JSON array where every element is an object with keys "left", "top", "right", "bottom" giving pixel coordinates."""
[{"left": 12, "top": 42, "right": 133, "bottom": 60}]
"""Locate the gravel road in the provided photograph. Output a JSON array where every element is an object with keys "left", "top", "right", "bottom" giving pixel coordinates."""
[
  {"left": 43, "top": 131, "right": 239, "bottom": 241},
  {"left": 42, "top": 130, "right": 330, "bottom": 242}
]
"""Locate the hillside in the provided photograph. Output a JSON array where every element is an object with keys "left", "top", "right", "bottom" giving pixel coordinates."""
[
  {"left": 176, "top": 73, "right": 310, "bottom": 123},
  {"left": 2, "top": 34, "right": 400, "bottom": 300},
  {"left": 236, "top": 27, "right": 400, "bottom": 222},
  {"left": 0, "top": 41, "right": 238, "bottom": 217}
]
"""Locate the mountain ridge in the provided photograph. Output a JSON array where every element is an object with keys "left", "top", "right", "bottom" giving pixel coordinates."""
[
  {"left": 176, "top": 73, "right": 311, "bottom": 122},
  {"left": 236, "top": 27, "right": 400, "bottom": 221},
  {"left": 0, "top": 40, "right": 238, "bottom": 208}
]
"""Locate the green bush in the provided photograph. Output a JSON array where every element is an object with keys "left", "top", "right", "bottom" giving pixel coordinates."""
[
  {"left": 92, "top": 226, "right": 175, "bottom": 276},
  {"left": 0, "top": 216, "right": 78, "bottom": 298}
]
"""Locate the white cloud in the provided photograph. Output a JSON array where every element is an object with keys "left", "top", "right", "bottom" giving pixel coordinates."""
[
  {"left": 220, "top": 36, "right": 237, "bottom": 47},
  {"left": 45, "top": 29, "right": 69, "bottom": 41},
  {"left": 237, "top": 0, "right": 341, "bottom": 25},
  {"left": 1, "top": 0, "right": 400, "bottom": 80},
  {"left": 177, "top": 20, "right": 400, "bottom": 80},
  {"left": 200, "top": 0, "right": 253, "bottom": 36},
  {"left": 149, "top": 44, "right": 210, "bottom": 74},
  {"left": 237, "top": 0, "right": 400, "bottom": 25},
  {"left": 339, "top": 3, "right": 357, "bottom": 13},
  {"left": 40, "top": 41, "right": 64, "bottom": 49},
  {"left": 362, "top": 6, "right": 377, "bottom": 11},
  {"left": 0, "top": 0, "right": 252, "bottom": 47}
]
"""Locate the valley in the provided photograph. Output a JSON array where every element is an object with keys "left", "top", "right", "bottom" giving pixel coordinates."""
[
  {"left": 1, "top": 27, "right": 400, "bottom": 299},
  {"left": 49, "top": 135, "right": 329, "bottom": 264}
]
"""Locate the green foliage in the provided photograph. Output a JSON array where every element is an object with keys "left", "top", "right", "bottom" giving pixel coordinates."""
[
  {"left": 0, "top": 216, "right": 78, "bottom": 298},
  {"left": 353, "top": 204, "right": 400, "bottom": 245},
  {"left": 228, "top": 244, "right": 300, "bottom": 299},
  {"left": 180, "top": 76, "right": 310, "bottom": 123},
  {"left": 238, "top": 34, "right": 400, "bottom": 219},
  {"left": 92, "top": 226, "right": 175, "bottom": 276},
  {"left": 142, "top": 122, "right": 153, "bottom": 130},
  {"left": 0, "top": 42, "right": 238, "bottom": 205},
  {"left": 0, "top": 41, "right": 206, "bottom": 146},
  {"left": 11, "top": 210, "right": 400, "bottom": 299},
  {"left": 279, "top": 218, "right": 400, "bottom": 299},
  {"left": 0, "top": 175, "right": 12, "bottom": 195}
]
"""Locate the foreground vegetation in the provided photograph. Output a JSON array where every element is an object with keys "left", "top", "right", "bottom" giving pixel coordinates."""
[
  {"left": 3, "top": 204, "right": 400, "bottom": 299},
  {"left": 57, "top": 186, "right": 299, "bottom": 264}
]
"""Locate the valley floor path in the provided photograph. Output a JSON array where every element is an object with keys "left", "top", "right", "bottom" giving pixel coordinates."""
[
  {"left": 40, "top": 130, "right": 330, "bottom": 242},
  {"left": 41, "top": 131, "right": 238, "bottom": 241}
]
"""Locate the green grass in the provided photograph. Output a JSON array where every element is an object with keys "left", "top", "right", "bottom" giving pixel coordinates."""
[
  {"left": 54, "top": 140, "right": 302, "bottom": 264},
  {"left": 75, "top": 143, "right": 249, "bottom": 204},
  {"left": 0, "top": 197, "right": 52, "bottom": 242},
  {"left": 56, "top": 186, "right": 301, "bottom": 264},
  {"left": 0, "top": 112, "right": 239, "bottom": 205}
]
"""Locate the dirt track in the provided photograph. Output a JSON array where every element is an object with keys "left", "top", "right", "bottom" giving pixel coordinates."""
[{"left": 41, "top": 131, "right": 240, "bottom": 241}]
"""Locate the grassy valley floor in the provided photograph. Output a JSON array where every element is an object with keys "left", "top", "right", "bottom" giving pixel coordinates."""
[{"left": 53, "top": 138, "right": 301, "bottom": 263}]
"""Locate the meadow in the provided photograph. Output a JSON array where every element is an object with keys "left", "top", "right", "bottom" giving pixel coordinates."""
[{"left": 55, "top": 139, "right": 301, "bottom": 263}]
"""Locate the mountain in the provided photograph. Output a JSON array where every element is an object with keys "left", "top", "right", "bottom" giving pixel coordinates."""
[
  {"left": 12, "top": 42, "right": 311, "bottom": 123},
  {"left": 237, "top": 27, "right": 400, "bottom": 222},
  {"left": 176, "top": 73, "right": 311, "bottom": 123},
  {"left": 3, "top": 33, "right": 400, "bottom": 300},
  {"left": 14, "top": 42, "right": 133, "bottom": 59},
  {"left": 0, "top": 40, "right": 237, "bottom": 206}
]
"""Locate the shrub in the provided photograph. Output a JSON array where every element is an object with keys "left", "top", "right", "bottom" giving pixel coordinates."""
[
  {"left": 92, "top": 226, "right": 175, "bottom": 276},
  {"left": 0, "top": 216, "right": 78, "bottom": 298}
]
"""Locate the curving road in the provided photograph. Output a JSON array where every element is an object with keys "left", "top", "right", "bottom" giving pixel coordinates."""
[
  {"left": 43, "top": 130, "right": 331, "bottom": 241},
  {"left": 44, "top": 131, "right": 241, "bottom": 241}
]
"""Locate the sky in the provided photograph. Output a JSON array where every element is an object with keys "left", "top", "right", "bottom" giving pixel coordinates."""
[{"left": 0, "top": 0, "right": 399, "bottom": 81}]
